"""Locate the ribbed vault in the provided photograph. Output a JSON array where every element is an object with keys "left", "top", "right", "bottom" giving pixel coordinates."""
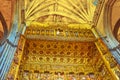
[{"left": 25, "top": 0, "right": 97, "bottom": 26}]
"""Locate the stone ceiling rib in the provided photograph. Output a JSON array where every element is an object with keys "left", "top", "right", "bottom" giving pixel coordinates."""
[{"left": 25, "top": 0, "right": 97, "bottom": 26}]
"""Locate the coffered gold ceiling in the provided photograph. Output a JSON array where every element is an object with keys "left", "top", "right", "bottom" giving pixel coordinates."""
[
  {"left": 21, "top": 40, "right": 99, "bottom": 74},
  {"left": 25, "top": 0, "right": 97, "bottom": 26}
]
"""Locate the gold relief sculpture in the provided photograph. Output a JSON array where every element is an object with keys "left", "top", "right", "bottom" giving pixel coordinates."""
[
  {"left": 104, "top": 54, "right": 117, "bottom": 68},
  {"left": 6, "top": 25, "right": 119, "bottom": 80},
  {"left": 25, "top": 25, "right": 95, "bottom": 42},
  {"left": 6, "top": 0, "right": 118, "bottom": 79},
  {"left": 95, "top": 39, "right": 120, "bottom": 80},
  {"left": 6, "top": 35, "right": 26, "bottom": 80},
  {"left": 114, "top": 68, "right": 120, "bottom": 79},
  {"left": 14, "top": 38, "right": 115, "bottom": 80}
]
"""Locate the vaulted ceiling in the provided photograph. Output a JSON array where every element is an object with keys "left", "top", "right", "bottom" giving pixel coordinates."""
[{"left": 25, "top": 0, "right": 98, "bottom": 26}]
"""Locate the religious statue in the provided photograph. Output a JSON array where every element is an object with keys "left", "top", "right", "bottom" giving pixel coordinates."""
[
  {"left": 23, "top": 72, "right": 29, "bottom": 80},
  {"left": 56, "top": 73, "right": 64, "bottom": 80},
  {"left": 68, "top": 74, "right": 76, "bottom": 80}
]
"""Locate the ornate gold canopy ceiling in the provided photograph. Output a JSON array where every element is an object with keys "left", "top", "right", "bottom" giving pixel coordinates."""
[{"left": 25, "top": 0, "right": 97, "bottom": 26}]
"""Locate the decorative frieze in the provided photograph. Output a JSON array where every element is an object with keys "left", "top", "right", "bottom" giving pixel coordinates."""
[{"left": 25, "top": 25, "right": 96, "bottom": 42}]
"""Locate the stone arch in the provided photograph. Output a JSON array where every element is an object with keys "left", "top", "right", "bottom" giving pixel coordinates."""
[
  {"left": 113, "top": 18, "right": 120, "bottom": 41},
  {"left": 0, "top": 11, "right": 8, "bottom": 44},
  {"left": 104, "top": 0, "right": 119, "bottom": 47}
]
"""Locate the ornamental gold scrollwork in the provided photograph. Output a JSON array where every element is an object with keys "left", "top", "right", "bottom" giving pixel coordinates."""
[
  {"left": 25, "top": 26, "right": 95, "bottom": 41},
  {"left": 6, "top": 36, "right": 26, "bottom": 80},
  {"left": 17, "top": 39, "right": 109, "bottom": 80}
]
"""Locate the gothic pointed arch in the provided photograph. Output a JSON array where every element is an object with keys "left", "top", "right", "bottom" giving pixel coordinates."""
[
  {"left": 113, "top": 18, "right": 120, "bottom": 41},
  {"left": 0, "top": 11, "right": 8, "bottom": 45}
]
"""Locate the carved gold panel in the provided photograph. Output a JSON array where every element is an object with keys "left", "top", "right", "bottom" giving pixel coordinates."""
[{"left": 17, "top": 39, "right": 104, "bottom": 80}]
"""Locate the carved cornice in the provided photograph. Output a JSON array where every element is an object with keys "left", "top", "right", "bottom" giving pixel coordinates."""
[{"left": 25, "top": 25, "right": 96, "bottom": 42}]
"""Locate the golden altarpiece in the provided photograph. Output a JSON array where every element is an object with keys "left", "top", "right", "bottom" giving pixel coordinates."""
[
  {"left": 6, "top": 23, "right": 120, "bottom": 80},
  {"left": 4, "top": 0, "right": 120, "bottom": 80}
]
